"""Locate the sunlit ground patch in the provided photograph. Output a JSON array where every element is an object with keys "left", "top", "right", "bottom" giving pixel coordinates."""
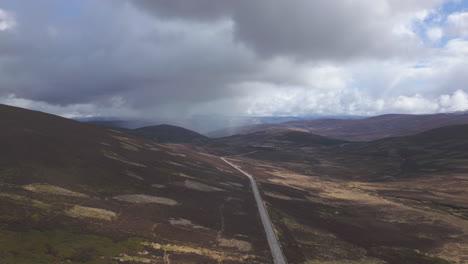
[
  {"left": 66, "top": 205, "right": 117, "bottom": 221},
  {"left": 169, "top": 218, "right": 208, "bottom": 230},
  {"left": 184, "top": 180, "right": 225, "bottom": 192},
  {"left": 226, "top": 182, "right": 243, "bottom": 187},
  {"left": 23, "top": 183, "right": 89, "bottom": 198},
  {"left": 218, "top": 237, "right": 252, "bottom": 252},
  {"left": 113, "top": 194, "right": 178, "bottom": 206},
  {"left": 124, "top": 170, "right": 144, "bottom": 181}
]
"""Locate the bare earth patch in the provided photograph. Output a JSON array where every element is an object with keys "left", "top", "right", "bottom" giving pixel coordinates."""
[
  {"left": 113, "top": 194, "right": 178, "bottom": 206},
  {"left": 169, "top": 218, "right": 208, "bottom": 230},
  {"left": 121, "top": 142, "right": 139, "bottom": 151},
  {"left": 66, "top": 205, "right": 116, "bottom": 221},
  {"left": 173, "top": 172, "right": 196, "bottom": 179},
  {"left": 226, "top": 182, "right": 243, "bottom": 187},
  {"left": 167, "top": 152, "right": 186, "bottom": 157},
  {"left": 165, "top": 161, "right": 186, "bottom": 167},
  {"left": 142, "top": 242, "right": 257, "bottom": 262},
  {"left": 124, "top": 170, "right": 144, "bottom": 181},
  {"left": 114, "top": 255, "right": 152, "bottom": 263},
  {"left": 218, "top": 237, "right": 252, "bottom": 252},
  {"left": 23, "top": 183, "right": 89, "bottom": 198},
  {"left": 184, "top": 180, "right": 225, "bottom": 192}
]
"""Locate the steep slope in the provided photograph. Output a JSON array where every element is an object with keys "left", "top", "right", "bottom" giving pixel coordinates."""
[
  {"left": 209, "top": 113, "right": 468, "bottom": 141},
  {"left": 0, "top": 104, "right": 270, "bottom": 264},
  {"left": 130, "top": 124, "right": 209, "bottom": 143}
]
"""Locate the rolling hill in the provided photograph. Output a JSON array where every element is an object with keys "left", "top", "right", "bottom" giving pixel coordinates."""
[
  {"left": 208, "top": 112, "right": 468, "bottom": 141},
  {"left": 201, "top": 124, "right": 468, "bottom": 263},
  {"left": 2, "top": 103, "right": 467, "bottom": 264},
  {"left": 202, "top": 129, "right": 347, "bottom": 156},
  {"left": 0, "top": 104, "right": 271, "bottom": 263},
  {"left": 129, "top": 124, "right": 209, "bottom": 143},
  {"left": 87, "top": 123, "right": 210, "bottom": 144}
]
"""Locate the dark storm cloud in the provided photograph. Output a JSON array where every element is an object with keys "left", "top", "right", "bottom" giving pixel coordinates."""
[
  {"left": 133, "top": 0, "right": 424, "bottom": 60},
  {"left": 1, "top": 0, "right": 466, "bottom": 118},
  {"left": 134, "top": 0, "right": 232, "bottom": 21},
  {"left": 0, "top": 0, "right": 260, "bottom": 112}
]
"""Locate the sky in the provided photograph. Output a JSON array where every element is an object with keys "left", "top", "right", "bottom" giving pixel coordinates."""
[{"left": 0, "top": 0, "right": 468, "bottom": 119}]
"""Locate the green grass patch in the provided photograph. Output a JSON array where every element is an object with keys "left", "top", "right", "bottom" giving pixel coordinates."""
[{"left": 0, "top": 229, "right": 145, "bottom": 264}]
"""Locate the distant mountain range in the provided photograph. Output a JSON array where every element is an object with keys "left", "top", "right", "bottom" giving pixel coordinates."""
[
  {"left": 208, "top": 112, "right": 468, "bottom": 140},
  {"left": 85, "top": 111, "right": 468, "bottom": 150},
  {"left": 80, "top": 114, "right": 364, "bottom": 134}
]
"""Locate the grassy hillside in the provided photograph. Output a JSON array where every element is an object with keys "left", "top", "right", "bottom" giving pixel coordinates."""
[{"left": 0, "top": 104, "right": 271, "bottom": 264}]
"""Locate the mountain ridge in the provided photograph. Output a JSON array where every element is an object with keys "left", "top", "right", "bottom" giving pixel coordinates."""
[{"left": 208, "top": 112, "right": 468, "bottom": 141}]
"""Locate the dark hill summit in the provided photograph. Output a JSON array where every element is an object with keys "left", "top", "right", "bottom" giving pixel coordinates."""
[{"left": 130, "top": 124, "right": 209, "bottom": 143}]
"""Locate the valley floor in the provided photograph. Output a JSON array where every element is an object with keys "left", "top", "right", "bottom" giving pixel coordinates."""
[{"left": 223, "top": 155, "right": 468, "bottom": 264}]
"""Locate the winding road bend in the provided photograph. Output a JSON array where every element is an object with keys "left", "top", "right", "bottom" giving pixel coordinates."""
[{"left": 221, "top": 157, "right": 287, "bottom": 264}]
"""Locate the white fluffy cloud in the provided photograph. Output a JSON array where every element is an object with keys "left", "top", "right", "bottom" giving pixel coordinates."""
[
  {"left": 439, "top": 90, "right": 468, "bottom": 111},
  {"left": 0, "top": 8, "right": 15, "bottom": 31},
  {"left": 446, "top": 11, "right": 468, "bottom": 37},
  {"left": 238, "top": 36, "right": 468, "bottom": 116},
  {"left": 427, "top": 27, "right": 443, "bottom": 41}
]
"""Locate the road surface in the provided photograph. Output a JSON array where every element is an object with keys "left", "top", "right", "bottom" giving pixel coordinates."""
[{"left": 221, "top": 157, "right": 287, "bottom": 264}]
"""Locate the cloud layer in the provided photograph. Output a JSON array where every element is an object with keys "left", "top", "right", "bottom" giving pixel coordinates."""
[{"left": 0, "top": 0, "right": 467, "bottom": 118}]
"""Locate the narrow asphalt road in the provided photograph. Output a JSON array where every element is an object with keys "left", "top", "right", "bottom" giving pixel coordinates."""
[{"left": 221, "top": 157, "right": 287, "bottom": 264}]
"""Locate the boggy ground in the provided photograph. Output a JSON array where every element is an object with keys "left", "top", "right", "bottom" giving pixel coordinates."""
[{"left": 0, "top": 104, "right": 271, "bottom": 264}]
